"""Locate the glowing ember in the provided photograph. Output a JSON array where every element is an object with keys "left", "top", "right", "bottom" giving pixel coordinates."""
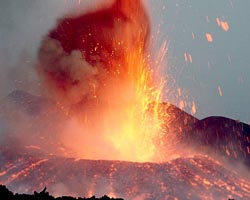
[
  {"left": 184, "top": 53, "right": 193, "bottom": 64},
  {"left": 206, "top": 33, "right": 213, "bottom": 42},
  {"left": 216, "top": 17, "right": 230, "bottom": 31},
  {"left": 37, "top": 0, "right": 167, "bottom": 162}
]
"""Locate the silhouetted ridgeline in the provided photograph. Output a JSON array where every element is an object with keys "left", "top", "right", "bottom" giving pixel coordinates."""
[
  {"left": 0, "top": 185, "right": 124, "bottom": 200},
  {"left": 0, "top": 185, "right": 239, "bottom": 200}
]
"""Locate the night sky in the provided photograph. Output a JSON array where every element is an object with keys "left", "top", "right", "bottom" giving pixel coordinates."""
[{"left": 0, "top": 0, "right": 250, "bottom": 123}]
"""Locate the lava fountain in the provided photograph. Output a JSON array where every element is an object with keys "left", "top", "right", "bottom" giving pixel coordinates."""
[{"left": 37, "top": 0, "right": 168, "bottom": 162}]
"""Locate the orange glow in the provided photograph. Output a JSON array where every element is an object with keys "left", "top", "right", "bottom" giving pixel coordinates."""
[
  {"left": 87, "top": 189, "right": 94, "bottom": 198},
  {"left": 216, "top": 17, "right": 230, "bottom": 31},
  {"left": 206, "top": 33, "right": 213, "bottom": 42},
  {"left": 0, "top": 171, "right": 7, "bottom": 176},
  {"left": 105, "top": 52, "right": 165, "bottom": 162},
  {"left": 202, "top": 178, "right": 212, "bottom": 186},
  {"left": 221, "top": 21, "right": 229, "bottom": 31},
  {"left": 62, "top": 47, "right": 167, "bottom": 162},
  {"left": 184, "top": 53, "right": 193, "bottom": 63},
  {"left": 6, "top": 159, "right": 48, "bottom": 184},
  {"left": 108, "top": 192, "right": 116, "bottom": 198}
]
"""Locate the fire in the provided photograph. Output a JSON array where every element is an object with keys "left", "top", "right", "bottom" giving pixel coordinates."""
[
  {"left": 101, "top": 50, "right": 165, "bottom": 162},
  {"left": 37, "top": 0, "right": 168, "bottom": 162},
  {"left": 64, "top": 46, "right": 166, "bottom": 162}
]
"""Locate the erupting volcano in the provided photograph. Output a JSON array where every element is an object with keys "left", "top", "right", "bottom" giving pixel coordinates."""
[{"left": 0, "top": 0, "right": 250, "bottom": 199}]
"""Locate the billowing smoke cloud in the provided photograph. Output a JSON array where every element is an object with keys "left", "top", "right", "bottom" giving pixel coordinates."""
[
  {"left": 37, "top": 0, "right": 150, "bottom": 106},
  {"left": 37, "top": 37, "right": 99, "bottom": 105}
]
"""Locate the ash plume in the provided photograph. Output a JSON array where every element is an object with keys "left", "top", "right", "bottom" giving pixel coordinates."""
[{"left": 37, "top": 0, "right": 150, "bottom": 106}]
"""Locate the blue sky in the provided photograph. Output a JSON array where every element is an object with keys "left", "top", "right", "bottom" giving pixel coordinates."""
[{"left": 0, "top": 0, "right": 250, "bottom": 123}]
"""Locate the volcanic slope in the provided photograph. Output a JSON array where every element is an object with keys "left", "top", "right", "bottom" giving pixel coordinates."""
[
  {"left": 1, "top": 90, "right": 250, "bottom": 199},
  {"left": 0, "top": 149, "right": 250, "bottom": 200}
]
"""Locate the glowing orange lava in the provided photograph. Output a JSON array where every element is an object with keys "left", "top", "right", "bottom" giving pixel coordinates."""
[{"left": 61, "top": 37, "right": 167, "bottom": 162}]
